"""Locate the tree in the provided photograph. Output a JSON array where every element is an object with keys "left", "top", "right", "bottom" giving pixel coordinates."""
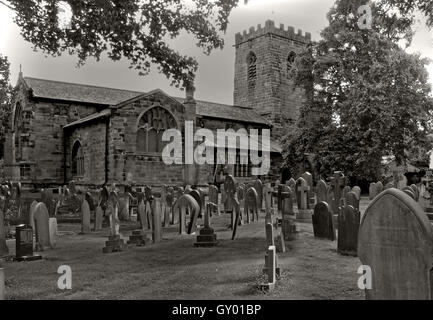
[
  {"left": 0, "top": 54, "right": 13, "bottom": 160},
  {"left": 284, "top": 0, "right": 433, "bottom": 181},
  {"left": 1, "top": 0, "right": 241, "bottom": 88}
]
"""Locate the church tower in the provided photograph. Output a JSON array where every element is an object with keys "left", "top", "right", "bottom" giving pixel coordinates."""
[{"left": 233, "top": 20, "right": 311, "bottom": 142}]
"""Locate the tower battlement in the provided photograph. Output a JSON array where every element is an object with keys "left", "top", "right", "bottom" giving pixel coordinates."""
[{"left": 235, "top": 20, "right": 311, "bottom": 46}]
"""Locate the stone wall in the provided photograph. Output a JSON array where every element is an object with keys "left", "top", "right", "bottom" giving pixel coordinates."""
[
  {"left": 4, "top": 79, "right": 102, "bottom": 186},
  {"left": 65, "top": 120, "right": 107, "bottom": 186}
]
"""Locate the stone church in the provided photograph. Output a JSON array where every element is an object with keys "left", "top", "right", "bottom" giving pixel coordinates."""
[{"left": 4, "top": 20, "right": 310, "bottom": 189}]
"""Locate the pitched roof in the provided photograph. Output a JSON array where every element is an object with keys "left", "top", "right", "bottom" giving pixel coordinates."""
[
  {"left": 24, "top": 77, "right": 142, "bottom": 105},
  {"left": 175, "top": 97, "right": 270, "bottom": 126},
  {"left": 23, "top": 76, "right": 269, "bottom": 125},
  {"left": 63, "top": 109, "right": 111, "bottom": 129}
]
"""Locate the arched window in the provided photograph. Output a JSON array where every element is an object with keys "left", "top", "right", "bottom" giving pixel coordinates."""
[
  {"left": 136, "top": 106, "right": 177, "bottom": 154},
  {"left": 72, "top": 141, "right": 84, "bottom": 176},
  {"left": 287, "top": 51, "right": 296, "bottom": 74},
  {"left": 247, "top": 52, "right": 257, "bottom": 87}
]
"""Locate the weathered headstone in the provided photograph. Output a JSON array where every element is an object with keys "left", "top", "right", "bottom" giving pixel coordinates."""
[
  {"left": 48, "top": 218, "right": 57, "bottom": 248},
  {"left": 281, "top": 186, "right": 297, "bottom": 241},
  {"left": 369, "top": 182, "right": 376, "bottom": 200},
  {"left": 352, "top": 186, "right": 361, "bottom": 200},
  {"left": 345, "top": 191, "right": 360, "bottom": 212},
  {"left": 173, "top": 194, "right": 200, "bottom": 235},
  {"left": 263, "top": 184, "right": 273, "bottom": 215},
  {"left": 358, "top": 189, "right": 433, "bottom": 299},
  {"left": 312, "top": 202, "right": 335, "bottom": 241},
  {"left": 208, "top": 185, "right": 219, "bottom": 215},
  {"left": 295, "top": 177, "right": 312, "bottom": 221},
  {"left": 15, "top": 224, "right": 41, "bottom": 261},
  {"left": 330, "top": 171, "right": 346, "bottom": 215},
  {"left": 33, "top": 202, "right": 52, "bottom": 251},
  {"left": 189, "top": 190, "right": 203, "bottom": 220},
  {"left": 224, "top": 175, "right": 239, "bottom": 228},
  {"left": 301, "top": 172, "right": 314, "bottom": 208},
  {"left": 103, "top": 191, "right": 127, "bottom": 253},
  {"left": 260, "top": 245, "right": 277, "bottom": 292},
  {"left": 244, "top": 187, "right": 259, "bottom": 223},
  {"left": 94, "top": 206, "right": 104, "bottom": 231},
  {"left": 253, "top": 179, "right": 263, "bottom": 210},
  {"left": 316, "top": 180, "right": 328, "bottom": 204},
  {"left": 152, "top": 198, "right": 162, "bottom": 243},
  {"left": 80, "top": 199, "right": 91, "bottom": 234},
  {"left": 410, "top": 184, "right": 420, "bottom": 201},
  {"left": 337, "top": 205, "right": 360, "bottom": 256}
]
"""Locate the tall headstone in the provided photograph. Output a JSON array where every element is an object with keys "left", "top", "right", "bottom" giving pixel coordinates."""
[
  {"left": 94, "top": 206, "right": 104, "bottom": 231},
  {"left": 33, "top": 202, "right": 52, "bottom": 251},
  {"left": 312, "top": 202, "right": 335, "bottom": 241},
  {"left": 369, "top": 182, "right": 376, "bottom": 200},
  {"left": 301, "top": 172, "right": 314, "bottom": 208},
  {"left": 208, "top": 185, "right": 219, "bottom": 215},
  {"left": 152, "top": 198, "right": 162, "bottom": 243},
  {"left": 330, "top": 171, "right": 346, "bottom": 214},
  {"left": 173, "top": 194, "right": 200, "bottom": 235},
  {"left": 253, "top": 179, "right": 263, "bottom": 210},
  {"left": 337, "top": 205, "right": 360, "bottom": 256},
  {"left": 345, "top": 191, "right": 360, "bottom": 212},
  {"left": 281, "top": 186, "right": 297, "bottom": 241},
  {"left": 358, "top": 189, "right": 433, "bottom": 300},
  {"left": 80, "top": 199, "right": 91, "bottom": 234}
]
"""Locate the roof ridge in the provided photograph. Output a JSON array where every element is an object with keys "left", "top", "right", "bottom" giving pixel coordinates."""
[
  {"left": 174, "top": 96, "right": 254, "bottom": 110},
  {"left": 24, "top": 76, "right": 144, "bottom": 94}
]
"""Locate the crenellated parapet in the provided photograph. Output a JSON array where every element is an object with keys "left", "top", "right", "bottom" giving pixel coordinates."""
[{"left": 235, "top": 20, "right": 311, "bottom": 45}]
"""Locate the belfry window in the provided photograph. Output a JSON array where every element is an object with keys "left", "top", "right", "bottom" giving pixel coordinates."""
[
  {"left": 247, "top": 52, "right": 257, "bottom": 87},
  {"left": 287, "top": 51, "right": 296, "bottom": 74}
]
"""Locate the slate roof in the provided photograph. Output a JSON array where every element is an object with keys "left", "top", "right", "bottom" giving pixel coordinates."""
[
  {"left": 63, "top": 109, "right": 111, "bottom": 129},
  {"left": 23, "top": 77, "right": 270, "bottom": 126},
  {"left": 24, "top": 77, "right": 142, "bottom": 105}
]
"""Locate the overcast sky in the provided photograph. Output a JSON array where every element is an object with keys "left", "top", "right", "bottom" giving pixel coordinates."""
[{"left": 0, "top": 0, "right": 432, "bottom": 105}]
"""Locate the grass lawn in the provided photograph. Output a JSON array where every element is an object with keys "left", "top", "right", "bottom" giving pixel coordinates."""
[{"left": 0, "top": 199, "right": 370, "bottom": 300}]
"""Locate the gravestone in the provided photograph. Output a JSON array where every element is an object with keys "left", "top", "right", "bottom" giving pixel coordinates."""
[
  {"left": 29, "top": 200, "right": 39, "bottom": 231},
  {"left": 224, "top": 175, "right": 239, "bottom": 228},
  {"left": 94, "top": 206, "right": 104, "bottom": 231},
  {"left": 341, "top": 186, "right": 351, "bottom": 206},
  {"left": 194, "top": 203, "right": 218, "bottom": 247},
  {"left": 137, "top": 199, "right": 147, "bottom": 230},
  {"left": 173, "top": 194, "right": 200, "bottom": 235},
  {"left": 358, "top": 189, "right": 433, "bottom": 299},
  {"left": 384, "top": 182, "right": 394, "bottom": 190},
  {"left": 352, "top": 186, "right": 361, "bottom": 200},
  {"left": 103, "top": 191, "right": 127, "bottom": 253},
  {"left": 281, "top": 186, "right": 297, "bottom": 241},
  {"left": 263, "top": 184, "right": 273, "bottom": 215},
  {"left": 286, "top": 178, "right": 297, "bottom": 204},
  {"left": 48, "top": 218, "right": 57, "bottom": 248},
  {"left": 337, "top": 205, "right": 360, "bottom": 256},
  {"left": 330, "top": 172, "right": 346, "bottom": 213},
  {"left": 166, "top": 187, "right": 175, "bottom": 224},
  {"left": 189, "top": 190, "right": 203, "bottom": 220},
  {"left": 80, "top": 199, "right": 91, "bottom": 234},
  {"left": 260, "top": 245, "right": 277, "bottom": 292},
  {"left": 15, "top": 224, "right": 41, "bottom": 261},
  {"left": 301, "top": 172, "right": 315, "bottom": 208},
  {"left": 312, "top": 202, "right": 335, "bottom": 241},
  {"left": 345, "top": 191, "right": 360, "bottom": 212},
  {"left": 410, "top": 184, "right": 420, "bottom": 201},
  {"left": 152, "top": 198, "right": 162, "bottom": 243},
  {"left": 253, "top": 179, "right": 263, "bottom": 210},
  {"left": 369, "top": 182, "right": 376, "bottom": 200},
  {"left": 208, "top": 185, "right": 219, "bottom": 215},
  {"left": 33, "top": 202, "right": 52, "bottom": 251},
  {"left": 295, "top": 177, "right": 312, "bottom": 221},
  {"left": 244, "top": 187, "right": 259, "bottom": 223},
  {"left": 403, "top": 186, "right": 415, "bottom": 200},
  {"left": 316, "top": 180, "right": 328, "bottom": 203}
]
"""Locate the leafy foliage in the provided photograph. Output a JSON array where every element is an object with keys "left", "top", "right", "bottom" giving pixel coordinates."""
[
  {"left": 5, "top": 0, "right": 240, "bottom": 88},
  {"left": 0, "top": 54, "right": 13, "bottom": 159},
  {"left": 284, "top": 0, "right": 433, "bottom": 181}
]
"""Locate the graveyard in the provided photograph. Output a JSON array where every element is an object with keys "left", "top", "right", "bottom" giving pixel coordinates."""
[{"left": 1, "top": 172, "right": 431, "bottom": 300}]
